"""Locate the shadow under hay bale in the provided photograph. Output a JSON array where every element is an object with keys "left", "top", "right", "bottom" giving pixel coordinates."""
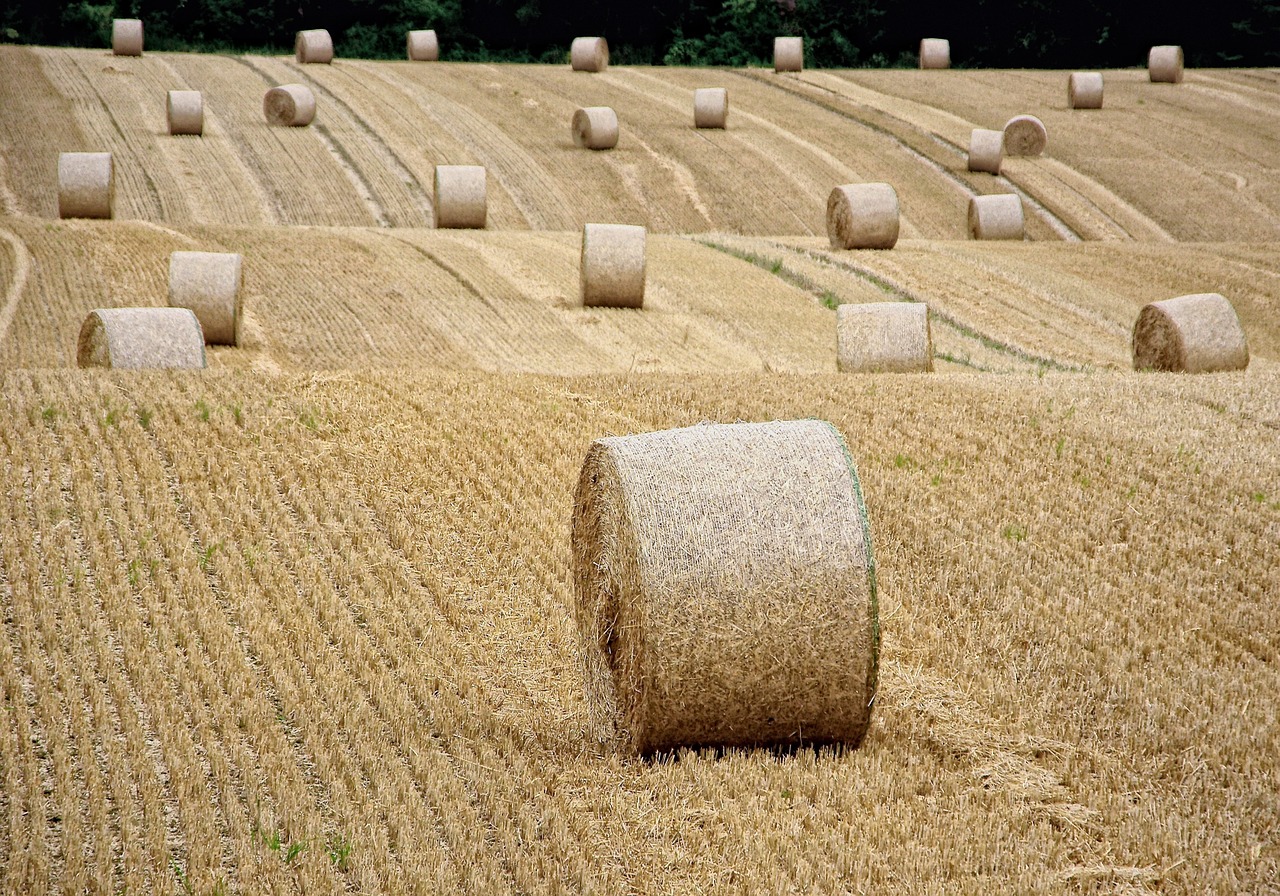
[
  {"left": 77, "top": 308, "right": 207, "bottom": 369},
  {"left": 827, "top": 183, "right": 900, "bottom": 250},
  {"left": 837, "top": 302, "right": 933, "bottom": 373},
  {"left": 1132, "top": 293, "right": 1249, "bottom": 372},
  {"left": 58, "top": 152, "right": 113, "bottom": 219},
  {"left": 168, "top": 251, "right": 242, "bottom": 346},
  {"left": 580, "top": 223, "right": 645, "bottom": 308}
]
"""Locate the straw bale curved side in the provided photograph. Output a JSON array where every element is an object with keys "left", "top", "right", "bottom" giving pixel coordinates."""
[
  {"left": 168, "top": 251, "right": 242, "bottom": 346},
  {"left": 968, "top": 194, "right": 1024, "bottom": 240},
  {"left": 572, "top": 107, "right": 619, "bottom": 150},
  {"left": 694, "top": 88, "right": 728, "bottom": 129},
  {"left": 570, "top": 37, "right": 609, "bottom": 72},
  {"left": 1132, "top": 293, "right": 1249, "bottom": 372},
  {"left": 571, "top": 419, "right": 879, "bottom": 755},
  {"left": 112, "top": 19, "right": 143, "bottom": 56},
  {"left": 827, "top": 183, "right": 899, "bottom": 250},
  {"left": 1068, "top": 72, "right": 1104, "bottom": 109},
  {"left": 968, "top": 128, "right": 1003, "bottom": 174},
  {"left": 919, "top": 38, "right": 951, "bottom": 69},
  {"left": 58, "top": 152, "right": 114, "bottom": 219},
  {"left": 1003, "top": 115, "right": 1047, "bottom": 156},
  {"left": 837, "top": 302, "right": 933, "bottom": 373},
  {"left": 263, "top": 85, "right": 316, "bottom": 127},
  {"left": 1149, "top": 45, "right": 1184, "bottom": 83},
  {"left": 580, "top": 223, "right": 645, "bottom": 308},
  {"left": 433, "top": 165, "right": 487, "bottom": 229},
  {"left": 774, "top": 37, "right": 803, "bottom": 72},
  {"left": 77, "top": 308, "right": 206, "bottom": 369},
  {"left": 407, "top": 30, "right": 439, "bottom": 61},
  {"left": 295, "top": 29, "right": 334, "bottom": 64},
  {"left": 167, "top": 90, "right": 203, "bottom": 136}
]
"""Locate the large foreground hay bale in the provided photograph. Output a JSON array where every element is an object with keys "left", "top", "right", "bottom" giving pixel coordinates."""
[
  {"left": 1068, "top": 72, "right": 1103, "bottom": 109},
  {"left": 570, "top": 37, "right": 609, "bottom": 72},
  {"left": 58, "top": 152, "right": 113, "bottom": 219},
  {"left": 827, "top": 183, "right": 899, "bottom": 250},
  {"left": 581, "top": 223, "right": 645, "bottom": 308},
  {"left": 774, "top": 37, "right": 803, "bottom": 72},
  {"left": 572, "top": 107, "right": 619, "bottom": 150},
  {"left": 77, "top": 308, "right": 206, "bottom": 369},
  {"left": 1149, "top": 45, "right": 1184, "bottom": 83},
  {"left": 968, "top": 128, "right": 1003, "bottom": 174},
  {"left": 168, "top": 251, "right": 242, "bottom": 346},
  {"left": 407, "top": 29, "right": 439, "bottom": 61},
  {"left": 694, "top": 88, "right": 728, "bottom": 129},
  {"left": 919, "top": 37, "right": 951, "bottom": 69},
  {"left": 571, "top": 419, "right": 879, "bottom": 755},
  {"left": 295, "top": 29, "right": 334, "bottom": 64},
  {"left": 167, "top": 90, "right": 203, "bottom": 136},
  {"left": 837, "top": 303, "right": 933, "bottom": 373},
  {"left": 1132, "top": 293, "right": 1249, "bottom": 372},
  {"left": 112, "top": 19, "right": 143, "bottom": 56},
  {"left": 1003, "top": 115, "right": 1047, "bottom": 156},
  {"left": 263, "top": 85, "right": 316, "bottom": 127},
  {"left": 968, "top": 193, "right": 1024, "bottom": 240},
  {"left": 433, "top": 165, "right": 487, "bottom": 228}
]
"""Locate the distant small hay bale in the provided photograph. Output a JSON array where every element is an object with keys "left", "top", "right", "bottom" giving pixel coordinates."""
[
  {"left": 826, "top": 183, "right": 900, "bottom": 250},
  {"left": 295, "top": 29, "right": 334, "bottom": 64},
  {"left": 694, "top": 88, "right": 728, "bottom": 129},
  {"left": 919, "top": 37, "right": 950, "bottom": 69},
  {"left": 571, "top": 419, "right": 879, "bottom": 755},
  {"left": 58, "top": 152, "right": 113, "bottom": 219},
  {"left": 572, "top": 106, "right": 619, "bottom": 150},
  {"left": 774, "top": 37, "right": 803, "bottom": 72},
  {"left": 1132, "top": 293, "right": 1249, "bottom": 373},
  {"left": 166, "top": 90, "right": 203, "bottom": 136},
  {"left": 580, "top": 223, "right": 645, "bottom": 308},
  {"left": 168, "top": 251, "right": 243, "bottom": 346},
  {"left": 968, "top": 193, "right": 1024, "bottom": 240},
  {"left": 407, "top": 29, "right": 439, "bottom": 61},
  {"left": 263, "top": 84, "right": 316, "bottom": 127},
  {"left": 837, "top": 302, "right": 933, "bottom": 373},
  {"left": 1149, "top": 45, "right": 1184, "bottom": 83},
  {"left": 433, "top": 165, "right": 487, "bottom": 229},
  {"left": 968, "top": 128, "right": 1003, "bottom": 174},
  {"left": 570, "top": 36, "right": 609, "bottom": 72},
  {"left": 1068, "top": 72, "right": 1103, "bottom": 109},
  {"left": 1003, "top": 115, "right": 1047, "bottom": 156},
  {"left": 112, "top": 19, "right": 143, "bottom": 56},
  {"left": 77, "top": 308, "right": 207, "bottom": 369}
]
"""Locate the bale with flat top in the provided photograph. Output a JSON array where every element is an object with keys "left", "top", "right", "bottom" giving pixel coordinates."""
[
  {"left": 167, "top": 90, "right": 203, "bottom": 136},
  {"left": 968, "top": 193, "right": 1024, "bottom": 240},
  {"left": 264, "top": 85, "right": 316, "bottom": 127},
  {"left": 837, "top": 303, "right": 933, "bottom": 373},
  {"left": 1149, "top": 45, "right": 1183, "bottom": 83},
  {"left": 168, "top": 251, "right": 242, "bottom": 345},
  {"left": 774, "top": 37, "right": 803, "bottom": 72},
  {"left": 434, "top": 165, "right": 487, "bottom": 229},
  {"left": 572, "top": 107, "right": 619, "bottom": 150},
  {"left": 112, "top": 19, "right": 143, "bottom": 56},
  {"left": 827, "top": 183, "right": 899, "bottom": 250},
  {"left": 570, "top": 37, "right": 608, "bottom": 72},
  {"left": 968, "top": 128, "right": 1003, "bottom": 174},
  {"left": 407, "top": 29, "right": 439, "bottom": 61},
  {"left": 694, "top": 88, "right": 728, "bottom": 129},
  {"left": 581, "top": 223, "right": 645, "bottom": 308},
  {"left": 77, "top": 308, "right": 206, "bottom": 369},
  {"left": 919, "top": 38, "right": 950, "bottom": 69},
  {"left": 58, "top": 152, "right": 114, "bottom": 219},
  {"left": 1068, "top": 72, "right": 1103, "bottom": 109},
  {"left": 295, "top": 29, "right": 334, "bottom": 63},
  {"left": 1132, "top": 293, "right": 1249, "bottom": 372}
]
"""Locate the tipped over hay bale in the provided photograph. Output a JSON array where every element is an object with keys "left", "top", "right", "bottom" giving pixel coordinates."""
[
  {"left": 774, "top": 37, "right": 803, "bottom": 72},
  {"left": 571, "top": 419, "right": 879, "bottom": 755},
  {"left": 1003, "top": 115, "right": 1047, "bottom": 156},
  {"left": 572, "top": 106, "right": 619, "bottom": 150},
  {"left": 827, "top": 183, "right": 899, "bottom": 250},
  {"left": 1132, "top": 293, "right": 1249, "bottom": 372},
  {"left": 58, "top": 152, "right": 113, "bottom": 219},
  {"left": 112, "top": 19, "right": 143, "bottom": 56},
  {"left": 77, "top": 308, "right": 206, "bottom": 369},
  {"left": 1068, "top": 72, "right": 1104, "bottom": 109},
  {"left": 919, "top": 37, "right": 950, "bottom": 69},
  {"left": 581, "top": 223, "right": 645, "bottom": 308},
  {"left": 407, "top": 29, "right": 439, "bottom": 61},
  {"left": 570, "top": 37, "right": 609, "bottom": 72},
  {"left": 968, "top": 193, "right": 1024, "bottom": 240},
  {"left": 1149, "top": 45, "right": 1184, "bottom": 83},
  {"left": 837, "top": 303, "right": 933, "bottom": 373},
  {"left": 166, "top": 90, "right": 203, "bottom": 136},
  {"left": 263, "top": 85, "right": 316, "bottom": 127},
  {"left": 433, "top": 165, "right": 487, "bottom": 229},
  {"left": 168, "top": 251, "right": 242, "bottom": 346},
  {"left": 968, "top": 128, "right": 1003, "bottom": 174},
  {"left": 694, "top": 88, "right": 728, "bottom": 129},
  {"left": 295, "top": 29, "right": 334, "bottom": 64}
]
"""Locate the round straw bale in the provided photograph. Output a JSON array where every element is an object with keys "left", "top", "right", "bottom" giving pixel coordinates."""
[
  {"left": 166, "top": 90, "right": 203, "bottom": 136},
  {"left": 58, "top": 152, "right": 113, "bottom": 219},
  {"left": 837, "top": 302, "right": 933, "bottom": 373},
  {"left": 1003, "top": 114, "right": 1047, "bottom": 156},
  {"left": 968, "top": 128, "right": 1003, "bottom": 174},
  {"left": 774, "top": 37, "right": 803, "bottom": 72},
  {"left": 1068, "top": 72, "right": 1104, "bottom": 109},
  {"left": 580, "top": 223, "right": 645, "bottom": 308},
  {"left": 570, "top": 36, "right": 609, "bottom": 72},
  {"left": 968, "top": 193, "right": 1024, "bottom": 240},
  {"left": 168, "top": 251, "right": 242, "bottom": 346},
  {"left": 112, "top": 19, "right": 143, "bottom": 56},
  {"left": 694, "top": 88, "right": 728, "bottom": 129},
  {"left": 407, "top": 29, "right": 439, "bottom": 61},
  {"left": 1132, "top": 293, "right": 1249, "bottom": 373},
  {"left": 919, "top": 37, "right": 951, "bottom": 69},
  {"left": 1149, "top": 45, "right": 1184, "bottom": 83},
  {"left": 571, "top": 419, "right": 879, "bottom": 755},
  {"left": 295, "top": 29, "right": 334, "bottom": 64},
  {"left": 263, "top": 84, "right": 316, "bottom": 127},
  {"left": 826, "top": 183, "right": 900, "bottom": 250},
  {"left": 572, "top": 106, "right": 619, "bottom": 150},
  {"left": 77, "top": 308, "right": 206, "bottom": 369},
  {"left": 433, "top": 165, "right": 487, "bottom": 229}
]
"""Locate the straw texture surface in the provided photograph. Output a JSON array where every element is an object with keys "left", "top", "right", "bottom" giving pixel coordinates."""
[
  {"left": 1068, "top": 72, "right": 1104, "bottom": 109},
  {"left": 263, "top": 85, "right": 316, "bottom": 127},
  {"left": 968, "top": 128, "right": 1003, "bottom": 174},
  {"left": 1003, "top": 115, "right": 1047, "bottom": 156},
  {"left": 572, "top": 107, "right": 619, "bottom": 150},
  {"left": 774, "top": 37, "right": 803, "bottom": 72},
  {"left": 968, "top": 194, "right": 1024, "bottom": 240},
  {"left": 919, "top": 38, "right": 951, "bottom": 69},
  {"left": 1132, "top": 293, "right": 1249, "bottom": 372},
  {"left": 434, "top": 165, "right": 487, "bottom": 229},
  {"left": 1149, "top": 45, "right": 1184, "bottom": 83},
  {"left": 112, "top": 19, "right": 143, "bottom": 56},
  {"left": 58, "top": 152, "right": 114, "bottom": 219},
  {"left": 826, "top": 183, "right": 899, "bottom": 250},
  {"left": 694, "top": 88, "right": 728, "bottom": 129},
  {"left": 167, "top": 90, "right": 203, "bottom": 136},
  {"left": 295, "top": 29, "right": 334, "bottom": 64},
  {"left": 407, "top": 30, "right": 439, "bottom": 61},
  {"left": 570, "top": 37, "right": 609, "bottom": 72},
  {"left": 837, "top": 302, "right": 933, "bottom": 373},
  {"left": 168, "top": 251, "right": 242, "bottom": 345},
  {"left": 580, "top": 223, "right": 645, "bottom": 308},
  {"left": 77, "top": 308, "right": 207, "bottom": 369}
]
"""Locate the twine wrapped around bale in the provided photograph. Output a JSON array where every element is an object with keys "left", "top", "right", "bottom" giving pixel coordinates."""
[
  {"left": 827, "top": 183, "right": 899, "bottom": 250},
  {"left": 1149, "top": 45, "right": 1184, "bottom": 83},
  {"left": 263, "top": 85, "right": 316, "bottom": 127},
  {"left": 295, "top": 29, "right": 334, "bottom": 64},
  {"left": 1132, "top": 293, "right": 1249, "bottom": 372},
  {"left": 581, "top": 223, "right": 645, "bottom": 308},
  {"left": 77, "top": 308, "right": 207, "bottom": 369},
  {"left": 572, "top": 107, "right": 619, "bottom": 150},
  {"left": 694, "top": 88, "right": 728, "bottom": 129},
  {"left": 112, "top": 19, "right": 143, "bottom": 56},
  {"left": 168, "top": 251, "right": 242, "bottom": 346},
  {"left": 968, "top": 194, "right": 1024, "bottom": 240},
  {"left": 774, "top": 37, "right": 803, "bottom": 72},
  {"left": 167, "top": 90, "right": 203, "bottom": 136},
  {"left": 58, "top": 152, "right": 114, "bottom": 219},
  {"left": 968, "top": 128, "right": 1003, "bottom": 174},
  {"left": 837, "top": 303, "right": 933, "bottom": 373},
  {"left": 570, "top": 37, "right": 609, "bottom": 72},
  {"left": 919, "top": 38, "right": 951, "bottom": 69},
  {"left": 571, "top": 419, "right": 879, "bottom": 755},
  {"left": 433, "top": 165, "right": 487, "bottom": 229},
  {"left": 1068, "top": 72, "right": 1103, "bottom": 109},
  {"left": 1003, "top": 115, "right": 1047, "bottom": 157},
  {"left": 407, "top": 29, "right": 439, "bottom": 61}
]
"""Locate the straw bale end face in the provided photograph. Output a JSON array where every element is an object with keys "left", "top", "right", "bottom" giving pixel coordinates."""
[
  {"left": 570, "top": 36, "right": 609, "bottom": 72},
  {"left": 1149, "top": 45, "right": 1184, "bottom": 83},
  {"left": 581, "top": 223, "right": 646, "bottom": 308},
  {"left": 968, "top": 128, "right": 1003, "bottom": 174},
  {"left": 572, "top": 107, "right": 619, "bottom": 150},
  {"left": 168, "top": 251, "right": 243, "bottom": 346},
  {"left": 407, "top": 29, "right": 439, "bottom": 61},
  {"left": 295, "top": 29, "right": 334, "bottom": 64},
  {"left": 77, "top": 308, "right": 207, "bottom": 369},
  {"left": 1132, "top": 293, "right": 1249, "bottom": 372},
  {"left": 112, "top": 19, "right": 143, "bottom": 56},
  {"left": 968, "top": 194, "right": 1024, "bottom": 240},
  {"left": 571, "top": 420, "right": 879, "bottom": 755},
  {"left": 837, "top": 303, "right": 933, "bottom": 373},
  {"left": 693, "top": 88, "right": 728, "bottom": 129},
  {"left": 827, "top": 183, "right": 899, "bottom": 250},
  {"left": 1068, "top": 72, "right": 1104, "bottom": 109},
  {"left": 1003, "top": 115, "right": 1047, "bottom": 156},
  {"left": 919, "top": 37, "right": 950, "bottom": 69},
  {"left": 167, "top": 90, "right": 203, "bottom": 136},
  {"left": 434, "top": 165, "right": 487, "bottom": 229},
  {"left": 774, "top": 37, "right": 803, "bottom": 72},
  {"left": 264, "top": 85, "right": 316, "bottom": 127},
  {"left": 58, "top": 152, "right": 114, "bottom": 219}
]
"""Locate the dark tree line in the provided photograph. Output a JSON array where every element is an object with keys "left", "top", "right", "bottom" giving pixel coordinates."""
[{"left": 6, "top": 0, "right": 1280, "bottom": 67}]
